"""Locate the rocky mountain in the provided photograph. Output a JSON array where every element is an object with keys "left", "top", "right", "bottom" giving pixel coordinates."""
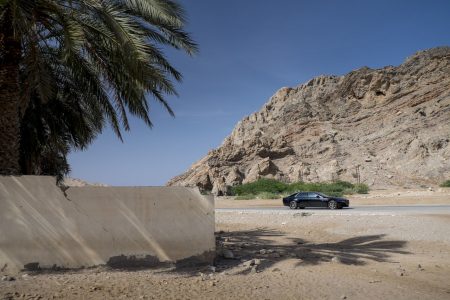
[
  {"left": 62, "top": 177, "right": 108, "bottom": 187},
  {"left": 168, "top": 47, "right": 450, "bottom": 195}
]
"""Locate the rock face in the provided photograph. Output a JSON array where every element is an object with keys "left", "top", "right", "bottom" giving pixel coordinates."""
[
  {"left": 168, "top": 47, "right": 450, "bottom": 194},
  {"left": 62, "top": 177, "right": 108, "bottom": 187}
]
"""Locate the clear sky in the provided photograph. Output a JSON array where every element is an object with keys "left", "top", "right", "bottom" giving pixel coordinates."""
[{"left": 68, "top": 0, "right": 450, "bottom": 186}]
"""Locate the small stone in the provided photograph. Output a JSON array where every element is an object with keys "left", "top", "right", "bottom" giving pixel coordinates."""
[
  {"left": 341, "top": 296, "right": 347, "bottom": 300},
  {"left": 210, "top": 281, "right": 216, "bottom": 287},
  {"left": 242, "top": 259, "right": 254, "bottom": 267},
  {"left": 1, "top": 275, "right": 15, "bottom": 281},
  {"left": 259, "top": 249, "right": 267, "bottom": 255},
  {"left": 209, "top": 266, "right": 216, "bottom": 272},
  {"left": 331, "top": 256, "right": 342, "bottom": 263},
  {"left": 272, "top": 268, "right": 281, "bottom": 272},
  {"left": 223, "top": 249, "right": 234, "bottom": 259},
  {"left": 250, "top": 266, "right": 258, "bottom": 274},
  {"left": 253, "top": 259, "right": 261, "bottom": 265}
]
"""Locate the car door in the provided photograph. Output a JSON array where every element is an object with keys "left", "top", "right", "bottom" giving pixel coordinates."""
[
  {"left": 316, "top": 193, "right": 330, "bottom": 207},
  {"left": 296, "top": 192, "right": 308, "bottom": 207},
  {"left": 308, "top": 192, "right": 324, "bottom": 207}
]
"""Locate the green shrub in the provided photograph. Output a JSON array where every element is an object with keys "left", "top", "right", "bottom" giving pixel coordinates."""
[
  {"left": 353, "top": 183, "right": 369, "bottom": 194},
  {"left": 235, "top": 194, "right": 256, "bottom": 200},
  {"left": 334, "top": 180, "right": 354, "bottom": 189},
  {"left": 232, "top": 178, "right": 288, "bottom": 195},
  {"left": 232, "top": 178, "right": 368, "bottom": 199},
  {"left": 440, "top": 180, "right": 450, "bottom": 187},
  {"left": 323, "top": 191, "right": 344, "bottom": 197},
  {"left": 285, "top": 181, "right": 354, "bottom": 197},
  {"left": 343, "top": 188, "right": 355, "bottom": 195},
  {"left": 257, "top": 192, "right": 280, "bottom": 199}
]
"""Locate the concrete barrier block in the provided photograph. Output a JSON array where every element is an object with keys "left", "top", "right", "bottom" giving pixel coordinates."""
[{"left": 0, "top": 176, "right": 214, "bottom": 273}]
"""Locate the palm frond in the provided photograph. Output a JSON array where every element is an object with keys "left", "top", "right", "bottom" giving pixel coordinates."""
[{"left": 2, "top": 0, "right": 197, "bottom": 177}]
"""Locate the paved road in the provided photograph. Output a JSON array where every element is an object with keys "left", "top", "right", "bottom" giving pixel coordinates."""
[{"left": 216, "top": 204, "right": 450, "bottom": 215}]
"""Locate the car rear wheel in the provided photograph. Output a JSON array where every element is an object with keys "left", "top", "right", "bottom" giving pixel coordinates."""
[
  {"left": 289, "top": 201, "right": 298, "bottom": 209},
  {"left": 328, "top": 200, "right": 337, "bottom": 210}
]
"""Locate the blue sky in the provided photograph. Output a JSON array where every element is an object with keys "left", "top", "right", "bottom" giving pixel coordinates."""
[{"left": 68, "top": 0, "right": 450, "bottom": 186}]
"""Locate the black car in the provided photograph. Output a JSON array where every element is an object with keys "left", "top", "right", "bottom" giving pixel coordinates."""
[{"left": 282, "top": 192, "right": 349, "bottom": 209}]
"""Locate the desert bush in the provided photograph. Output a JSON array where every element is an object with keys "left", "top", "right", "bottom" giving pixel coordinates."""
[
  {"left": 440, "top": 180, "right": 450, "bottom": 187},
  {"left": 342, "top": 188, "right": 355, "bottom": 195},
  {"left": 232, "top": 179, "right": 368, "bottom": 199},
  {"left": 286, "top": 181, "right": 356, "bottom": 197},
  {"left": 334, "top": 180, "right": 355, "bottom": 189},
  {"left": 257, "top": 192, "right": 280, "bottom": 199},
  {"left": 353, "top": 183, "right": 369, "bottom": 194},
  {"left": 232, "top": 178, "right": 287, "bottom": 195}
]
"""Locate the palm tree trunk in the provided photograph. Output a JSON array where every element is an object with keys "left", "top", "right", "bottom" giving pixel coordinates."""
[{"left": 0, "top": 20, "right": 22, "bottom": 175}]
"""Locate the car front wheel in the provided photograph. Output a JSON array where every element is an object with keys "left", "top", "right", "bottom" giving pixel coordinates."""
[
  {"left": 328, "top": 200, "right": 337, "bottom": 210},
  {"left": 289, "top": 201, "right": 298, "bottom": 209}
]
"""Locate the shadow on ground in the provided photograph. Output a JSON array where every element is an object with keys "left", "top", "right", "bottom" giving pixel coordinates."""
[
  {"left": 21, "top": 229, "right": 410, "bottom": 277},
  {"left": 214, "top": 229, "right": 410, "bottom": 274}
]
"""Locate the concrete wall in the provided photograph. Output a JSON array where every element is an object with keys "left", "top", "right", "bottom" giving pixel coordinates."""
[{"left": 0, "top": 176, "right": 214, "bottom": 273}]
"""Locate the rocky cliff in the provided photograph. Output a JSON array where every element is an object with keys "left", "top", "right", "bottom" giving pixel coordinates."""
[
  {"left": 168, "top": 47, "right": 450, "bottom": 194},
  {"left": 62, "top": 177, "right": 108, "bottom": 187}
]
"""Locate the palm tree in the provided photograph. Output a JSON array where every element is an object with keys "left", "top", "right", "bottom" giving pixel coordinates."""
[
  {"left": 19, "top": 54, "right": 105, "bottom": 181},
  {"left": 0, "top": 0, "right": 197, "bottom": 175}
]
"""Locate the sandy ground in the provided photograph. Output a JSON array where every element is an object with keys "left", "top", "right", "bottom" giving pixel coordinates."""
[
  {"left": 215, "top": 188, "right": 450, "bottom": 208},
  {"left": 1, "top": 189, "right": 450, "bottom": 300}
]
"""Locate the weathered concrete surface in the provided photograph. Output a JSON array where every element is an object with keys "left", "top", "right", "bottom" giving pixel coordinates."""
[{"left": 0, "top": 176, "right": 214, "bottom": 273}]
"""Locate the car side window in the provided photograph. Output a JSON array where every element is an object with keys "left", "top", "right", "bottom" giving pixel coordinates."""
[{"left": 308, "top": 192, "right": 317, "bottom": 198}]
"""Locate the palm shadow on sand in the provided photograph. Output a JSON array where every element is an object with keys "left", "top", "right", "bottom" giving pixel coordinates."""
[{"left": 215, "top": 229, "right": 410, "bottom": 274}]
